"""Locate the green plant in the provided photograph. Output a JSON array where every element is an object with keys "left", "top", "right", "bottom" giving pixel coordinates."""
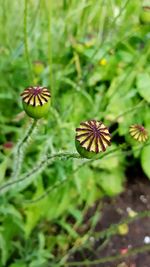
[
  {"left": 140, "top": 6, "right": 150, "bottom": 24},
  {"left": 0, "top": 0, "right": 150, "bottom": 266}
]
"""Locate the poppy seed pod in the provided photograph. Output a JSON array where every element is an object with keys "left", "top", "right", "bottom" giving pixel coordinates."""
[
  {"left": 140, "top": 6, "right": 150, "bottom": 24},
  {"left": 75, "top": 120, "right": 111, "bottom": 159},
  {"left": 21, "top": 86, "right": 51, "bottom": 119},
  {"left": 129, "top": 125, "right": 149, "bottom": 142}
]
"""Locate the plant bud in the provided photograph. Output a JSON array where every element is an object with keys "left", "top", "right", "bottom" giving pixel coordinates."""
[
  {"left": 21, "top": 86, "right": 51, "bottom": 119},
  {"left": 75, "top": 120, "right": 111, "bottom": 159},
  {"left": 129, "top": 124, "right": 149, "bottom": 142},
  {"left": 33, "top": 61, "right": 45, "bottom": 75},
  {"left": 140, "top": 6, "right": 150, "bottom": 24}
]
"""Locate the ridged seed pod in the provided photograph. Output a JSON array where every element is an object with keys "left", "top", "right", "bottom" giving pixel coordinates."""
[
  {"left": 75, "top": 120, "right": 111, "bottom": 159},
  {"left": 21, "top": 86, "right": 51, "bottom": 119},
  {"left": 140, "top": 6, "right": 150, "bottom": 24},
  {"left": 129, "top": 125, "right": 148, "bottom": 142}
]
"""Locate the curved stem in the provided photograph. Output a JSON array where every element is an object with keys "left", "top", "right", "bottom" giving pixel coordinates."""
[
  {"left": 15, "top": 142, "right": 150, "bottom": 203},
  {"left": 59, "top": 210, "right": 150, "bottom": 265},
  {"left": 2, "top": 142, "right": 150, "bottom": 196},
  {"left": 110, "top": 100, "right": 145, "bottom": 125},
  {"left": 0, "top": 152, "right": 80, "bottom": 195},
  {"left": 22, "top": 149, "right": 116, "bottom": 203},
  {"left": 24, "top": 177, "right": 68, "bottom": 204},
  {"left": 22, "top": 142, "right": 150, "bottom": 204},
  {"left": 11, "top": 119, "right": 38, "bottom": 179},
  {"left": 64, "top": 245, "right": 150, "bottom": 266},
  {"left": 74, "top": 142, "right": 150, "bottom": 173}
]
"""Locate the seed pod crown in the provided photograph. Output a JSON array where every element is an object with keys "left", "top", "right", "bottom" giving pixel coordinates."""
[
  {"left": 21, "top": 86, "right": 51, "bottom": 119},
  {"left": 129, "top": 124, "right": 149, "bottom": 142},
  {"left": 75, "top": 120, "right": 111, "bottom": 158}
]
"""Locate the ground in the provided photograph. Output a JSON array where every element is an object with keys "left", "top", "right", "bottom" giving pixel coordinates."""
[{"left": 68, "top": 167, "right": 150, "bottom": 267}]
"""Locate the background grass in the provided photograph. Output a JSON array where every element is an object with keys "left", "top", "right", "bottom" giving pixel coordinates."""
[{"left": 0, "top": 0, "right": 150, "bottom": 266}]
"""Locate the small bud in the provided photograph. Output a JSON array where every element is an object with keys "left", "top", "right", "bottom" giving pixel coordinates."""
[
  {"left": 140, "top": 6, "right": 150, "bottom": 24},
  {"left": 129, "top": 124, "right": 148, "bottom": 142},
  {"left": 33, "top": 61, "right": 45, "bottom": 75},
  {"left": 75, "top": 120, "right": 111, "bottom": 159},
  {"left": 21, "top": 86, "right": 51, "bottom": 119}
]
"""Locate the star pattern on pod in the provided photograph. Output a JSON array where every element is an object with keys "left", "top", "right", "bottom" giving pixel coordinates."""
[
  {"left": 129, "top": 124, "right": 149, "bottom": 142},
  {"left": 76, "top": 120, "right": 111, "bottom": 153},
  {"left": 21, "top": 86, "right": 51, "bottom": 107}
]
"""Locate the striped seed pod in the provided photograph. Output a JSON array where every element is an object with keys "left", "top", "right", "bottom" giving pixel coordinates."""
[
  {"left": 75, "top": 120, "right": 111, "bottom": 159},
  {"left": 21, "top": 86, "right": 51, "bottom": 119},
  {"left": 140, "top": 6, "right": 150, "bottom": 24},
  {"left": 129, "top": 125, "right": 149, "bottom": 142}
]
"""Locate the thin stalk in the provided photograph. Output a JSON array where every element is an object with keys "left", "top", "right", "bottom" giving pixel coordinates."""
[
  {"left": 24, "top": 0, "right": 34, "bottom": 83},
  {"left": 110, "top": 100, "right": 145, "bottom": 126},
  {"left": 64, "top": 245, "right": 150, "bottom": 266},
  {"left": 74, "top": 142, "right": 150, "bottom": 173},
  {"left": 44, "top": 0, "right": 54, "bottom": 101},
  {"left": 97, "top": 0, "right": 106, "bottom": 45},
  {"left": 59, "top": 210, "right": 150, "bottom": 265},
  {"left": 11, "top": 119, "right": 38, "bottom": 179},
  {"left": 22, "top": 142, "right": 150, "bottom": 204},
  {"left": 2, "top": 141, "right": 150, "bottom": 197},
  {"left": 0, "top": 152, "right": 80, "bottom": 195}
]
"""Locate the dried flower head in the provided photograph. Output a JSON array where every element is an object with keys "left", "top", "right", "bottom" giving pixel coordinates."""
[
  {"left": 129, "top": 125, "right": 148, "bottom": 142},
  {"left": 21, "top": 86, "right": 51, "bottom": 119},
  {"left": 75, "top": 120, "right": 111, "bottom": 158}
]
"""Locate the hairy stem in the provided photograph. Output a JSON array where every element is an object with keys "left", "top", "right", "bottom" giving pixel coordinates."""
[
  {"left": 59, "top": 210, "right": 150, "bottom": 265},
  {"left": 23, "top": 148, "right": 120, "bottom": 204},
  {"left": 22, "top": 142, "right": 150, "bottom": 204},
  {"left": 11, "top": 119, "right": 38, "bottom": 179},
  {"left": 0, "top": 152, "right": 80, "bottom": 195},
  {"left": 2, "top": 142, "right": 150, "bottom": 196},
  {"left": 64, "top": 245, "right": 150, "bottom": 266}
]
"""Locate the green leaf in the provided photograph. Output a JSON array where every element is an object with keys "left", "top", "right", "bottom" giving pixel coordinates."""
[
  {"left": 58, "top": 220, "right": 79, "bottom": 239},
  {"left": 141, "top": 144, "right": 150, "bottom": 179},
  {"left": 136, "top": 73, "right": 150, "bottom": 103},
  {"left": 9, "top": 262, "right": 26, "bottom": 267},
  {"left": 97, "top": 170, "right": 124, "bottom": 196},
  {"left": 24, "top": 176, "right": 49, "bottom": 237},
  {"left": 91, "top": 144, "right": 124, "bottom": 171},
  {"left": 0, "top": 232, "right": 8, "bottom": 265}
]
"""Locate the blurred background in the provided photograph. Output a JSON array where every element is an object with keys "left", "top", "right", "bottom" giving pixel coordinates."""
[{"left": 0, "top": 0, "right": 150, "bottom": 266}]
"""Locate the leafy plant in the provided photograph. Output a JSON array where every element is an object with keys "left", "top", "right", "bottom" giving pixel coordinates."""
[{"left": 0, "top": 0, "right": 150, "bottom": 266}]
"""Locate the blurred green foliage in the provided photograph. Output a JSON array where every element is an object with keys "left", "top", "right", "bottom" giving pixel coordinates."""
[{"left": 0, "top": 0, "right": 150, "bottom": 266}]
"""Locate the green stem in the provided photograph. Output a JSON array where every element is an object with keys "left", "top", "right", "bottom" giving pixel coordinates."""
[
  {"left": 24, "top": 0, "right": 34, "bottom": 83},
  {"left": 2, "top": 141, "right": 150, "bottom": 197},
  {"left": 110, "top": 100, "right": 145, "bottom": 125},
  {"left": 0, "top": 152, "right": 80, "bottom": 195},
  {"left": 15, "top": 142, "right": 150, "bottom": 203},
  {"left": 19, "top": 149, "right": 120, "bottom": 204},
  {"left": 59, "top": 210, "right": 150, "bottom": 265},
  {"left": 94, "top": 210, "right": 150, "bottom": 240},
  {"left": 22, "top": 142, "right": 150, "bottom": 204},
  {"left": 44, "top": 0, "right": 54, "bottom": 100},
  {"left": 64, "top": 245, "right": 150, "bottom": 266},
  {"left": 12, "top": 119, "right": 38, "bottom": 179},
  {"left": 24, "top": 177, "right": 68, "bottom": 204},
  {"left": 75, "top": 142, "right": 150, "bottom": 173}
]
